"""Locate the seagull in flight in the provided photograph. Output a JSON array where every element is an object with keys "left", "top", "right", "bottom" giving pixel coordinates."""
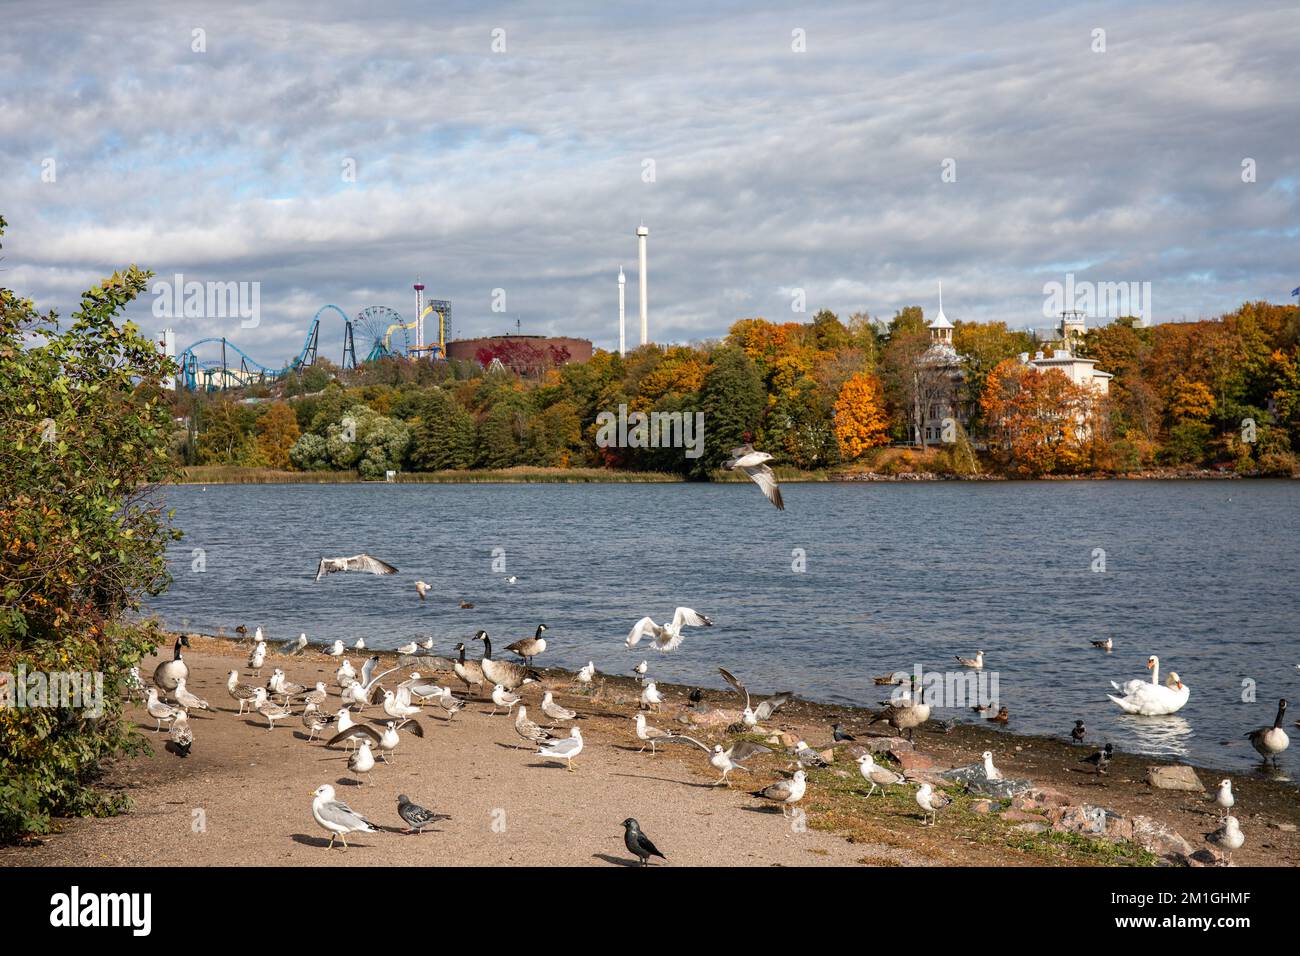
[
  {"left": 722, "top": 443, "right": 784, "bottom": 511},
  {"left": 718, "top": 667, "right": 791, "bottom": 729},
  {"left": 658, "top": 735, "right": 771, "bottom": 786},
  {"left": 626, "top": 607, "right": 713, "bottom": 652},
  {"left": 315, "top": 554, "right": 398, "bottom": 582}
]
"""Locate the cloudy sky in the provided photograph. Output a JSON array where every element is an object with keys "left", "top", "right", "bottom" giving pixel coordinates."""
[{"left": 2, "top": 0, "right": 1297, "bottom": 368}]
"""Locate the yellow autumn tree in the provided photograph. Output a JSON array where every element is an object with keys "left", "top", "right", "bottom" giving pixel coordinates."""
[
  {"left": 833, "top": 372, "right": 890, "bottom": 460},
  {"left": 255, "top": 401, "right": 301, "bottom": 470}
]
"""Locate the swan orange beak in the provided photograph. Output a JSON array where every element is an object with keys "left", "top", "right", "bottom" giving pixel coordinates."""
[
  {"left": 1146, "top": 660, "right": 1154, "bottom": 670},
  {"left": 1176, "top": 681, "right": 1183, "bottom": 689}
]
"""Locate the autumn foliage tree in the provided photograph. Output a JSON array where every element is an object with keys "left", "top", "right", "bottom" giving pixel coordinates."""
[
  {"left": 981, "top": 359, "right": 1096, "bottom": 475},
  {"left": 832, "top": 372, "right": 890, "bottom": 460}
]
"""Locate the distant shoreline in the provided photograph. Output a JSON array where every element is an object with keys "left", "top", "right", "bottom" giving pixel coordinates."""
[{"left": 175, "top": 464, "right": 1266, "bottom": 485}]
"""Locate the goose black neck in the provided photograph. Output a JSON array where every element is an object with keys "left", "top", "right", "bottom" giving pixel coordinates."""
[
  {"left": 1275, "top": 700, "right": 1288, "bottom": 728},
  {"left": 481, "top": 635, "right": 492, "bottom": 658},
  {"left": 173, "top": 638, "right": 184, "bottom": 660},
  {"left": 457, "top": 645, "right": 466, "bottom": 664},
  {"left": 535, "top": 625, "right": 545, "bottom": 639}
]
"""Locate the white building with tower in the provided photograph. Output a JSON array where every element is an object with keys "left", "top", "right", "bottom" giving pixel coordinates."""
[
  {"left": 618, "top": 266, "right": 626, "bottom": 356},
  {"left": 913, "top": 284, "right": 967, "bottom": 446}
]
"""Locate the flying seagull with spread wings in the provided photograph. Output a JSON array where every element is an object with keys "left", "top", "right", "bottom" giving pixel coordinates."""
[
  {"left": 315, "top": 554, "right": 398, "bottom": 582},
  {"left": 625, "top": 607, "right": 713, "bottom": 652},
  {"left": 722, "top": 443, "right": 784, "bottom": 511},
  {"left": 718, "top": 667, "right": 792, "bottom": 729}
]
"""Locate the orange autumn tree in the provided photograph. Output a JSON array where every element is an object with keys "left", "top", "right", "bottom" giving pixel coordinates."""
[
  {"left": 254, "top": 401, "right": 301, "bottom": 469},
  {"left": 981, "top": 359, "right": 1095, "bottom": 475},
  {"left": 833, "top": 371, "right": 890, "bottom": 460}
]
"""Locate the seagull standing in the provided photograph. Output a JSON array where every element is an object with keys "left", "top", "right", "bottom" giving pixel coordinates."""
[
  {"left": 632, "top": 660, "right": 648, "bottom": 678},
  {"left": 328, "top": 640, "right": 345, "bottom": 657},
  {"left": 252, "top": 687, "right": 293, "bottom": 730},
  {"left": 634, "top": 713, "right": 672, "bottom": 754},
  {"left": 640, "top": 681, "right": 664, "bottom": 713},
  {"left": 1208, "top": 815, "right": 1245, "bottom": 864},
  {"left": 722, "top": 443, "right": 785, "bottom": 510},
  {"left": 625, "top": 608, "right": 713, "bottom": 652},
  {"left": 537, "top": 726, "right": 583, "bottom": 771},
  {"left": 348, "top": 739, "right": 377, "bottom": 785},
  {"left": 541, "top": 691, "right": 577, "bottom": 724},
  {"left": 145, "top": 688, "right": 179, "bottom": 732},
  {"left": 1214, "top": 779, "right": 1235, "bottom": 819},
  {"left": 247, "top": 640, "right": 267, "bottom": 677},
  {"left": 167, "top": 709, "right": 193, "bottom": 757},
  {"left": 280, "top": 633, "right": 308, "bottom": 656},
  {"left": 856, "top": 754, "right": 904, "bottom": 797},
  {"left": 227, "top": 670, "right": 258, "bottom": 714},
  {"left": 173, "top": 676, "right": 211, "bottom": 712},
  {"left": 915, "top": 783, "right": 951, "bottom": 826},
  {"left": 622, "top": 818, "right": 666, "bottom": 867},
  {"left": 514, "top": 705, "right": 555, "bottom": 747},
  {"left": 751, "top": 770, "right": 807, "bottom": 817},
  {"left": 575, "top": 661, "right": 595, "bottom": 687},
  {"left": 490, "top": 684, "right": 523, "bottom": 717},
  {"left": 311, "top": 784, "right": 376, "bottom": 850}
]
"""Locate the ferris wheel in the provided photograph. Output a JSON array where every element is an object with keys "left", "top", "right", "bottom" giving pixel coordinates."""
[{"left": 353, "top": 306, "right": 410, "bottom": 361}]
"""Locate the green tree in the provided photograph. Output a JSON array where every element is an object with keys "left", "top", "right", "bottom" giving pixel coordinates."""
[
  {"left": 693, "top": 346, "right": 766, "bottom": 478},
  {"left": 1, "top": 215, "right": 180, "bottom": 839},
  {"left": 408, "top": 390, "right": 476, "bottom": 470}
]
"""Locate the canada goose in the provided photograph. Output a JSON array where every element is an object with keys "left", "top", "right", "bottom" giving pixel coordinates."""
[
  {"left": 537, "top": 727, "right": 583, "bottom": 771},
  {"left": 314, "top": 553, "right": 398, "bottom": 582},
  {"left": 453, "top": 642, "right": 486, "bottom": 695},
  {"left": 625, "top": 607, "right": 712, "bottom": 652},
  {"left": 870, "top": 685, "right": 931, "bottom": 740},
  {"left": 505, "top": 624, "right": 549, "bottom": 664},
  {"left": 751, "top": 770, "right": 807, "bottom": 817},
  {"left": 311, "top": 784, "right": 376, "bottom": 850},
  {"left": 154, "top": 635, "right": 191, "bottom": 690},
  {"left": 1246, "top": 699, "right": 1289, "bottom": 764},
  {"left": 473, "top": 631, "right": 541, "bottom": 691},
  {"left": 722, "top": 443, "right": 785, "bottom": 510}
]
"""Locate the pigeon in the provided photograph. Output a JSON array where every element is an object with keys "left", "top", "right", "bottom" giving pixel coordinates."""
[
  {"left": 397, "top": 794, "right": 449, "bottom": 834},
  {"left": 622, "top": 818, "right": 666, "bottom": 867}
]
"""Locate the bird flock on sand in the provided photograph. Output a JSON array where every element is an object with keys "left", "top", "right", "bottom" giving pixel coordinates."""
[{"left": 133, "top": 457, "right": 1292, "bottom": 866}]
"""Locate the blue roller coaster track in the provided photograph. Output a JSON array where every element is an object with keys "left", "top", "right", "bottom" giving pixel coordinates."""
[{"left": 176, "top": 304, "right": 412, "bottom": 391}]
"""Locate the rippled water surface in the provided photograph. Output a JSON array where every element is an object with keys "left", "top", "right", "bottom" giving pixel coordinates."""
[{"left": 148, "top": 480, "right": 1300, "bottom": 774}]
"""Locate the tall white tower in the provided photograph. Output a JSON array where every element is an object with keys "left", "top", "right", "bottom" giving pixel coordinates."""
[
  {"left": 636, "top": 224, "right": 649, "bottom": 345},
  {"left": 158, "top": 328, "right": 177, "bottom": 389},
  {"left": 618, "top": 267, "right": 627, "bottom": 356},
  {"left": 413, "top": 278, "right": 426, "bottom": 352}
]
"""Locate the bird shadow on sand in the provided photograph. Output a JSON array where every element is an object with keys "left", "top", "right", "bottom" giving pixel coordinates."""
[
  {"left": 607, "top": 771, "right": 717, "bottom": 789},
  {"left": 291, "top": 833, "right": 376, "bottom": 849},
  {"left": 737, "top": 805, "right": 785, "bottom": 815},
  {"left": 592, "top": 853, "right": 642, "bottom": 867},
  {"left": 526, "top": 761, "right": 572, "bottom": 771}
]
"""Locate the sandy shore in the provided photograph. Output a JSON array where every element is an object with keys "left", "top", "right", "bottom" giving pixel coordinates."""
[{"left": 3, "top": 636, "right": 1296, "bottom": 867}]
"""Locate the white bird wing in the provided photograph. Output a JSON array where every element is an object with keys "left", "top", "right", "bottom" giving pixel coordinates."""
[
  {"left": 540, "top": 736, "right": 582, "bottom": 756},
  {"left": 755, "top": 693, "right": 792, "bottom": 721},
  {"left": 759, "top": 778, "right": 794, "bottom": 800},
  {"left": 347, "top": 554, "right": 399, "bottom": 575},
  {"left": 717, "top": 666, "right": 751, "bottom": 710},
  {"left": 673, "top": 607, "right": 712, "bottom": 629},
  {"left": 319, "top": 799, "right": 372, "bottom": 829},
  {"left": 658, "top": 734, "right": 712, "bottom": 754},
  {"left": 740, "top": 463, "right": 784, "bottom": 511},
  {"left": 626, "top": 617, "right": 659, "bottom": 647},
  {"left": 727, "top": 740, "right": 772, "bottom": 763}
]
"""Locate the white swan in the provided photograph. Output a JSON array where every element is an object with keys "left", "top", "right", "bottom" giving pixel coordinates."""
[
  {"left": 1110, "top": 654, "right": 1159, "bottom": 697},
  {"left": 1108, "top": 666, "right": 1189, "bottom": 716}
]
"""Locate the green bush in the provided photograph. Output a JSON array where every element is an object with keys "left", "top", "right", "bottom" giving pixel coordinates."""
[{"left": 0, "top": 214, "right": 180, "bottom": 841}]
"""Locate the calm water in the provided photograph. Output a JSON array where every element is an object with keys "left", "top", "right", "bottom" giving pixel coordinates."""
[{"left": 148, "top": 480, "right": 1300, "bottom": 774}]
